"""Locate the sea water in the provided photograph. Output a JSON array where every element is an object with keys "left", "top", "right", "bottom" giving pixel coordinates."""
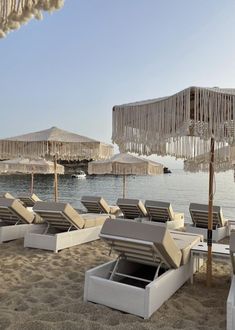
[{"left": 0, "top": 169, "right": 234, "bottom": 222}]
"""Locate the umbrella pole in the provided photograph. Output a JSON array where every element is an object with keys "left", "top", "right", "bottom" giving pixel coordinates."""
[
  {"left": 30, "top": 172, "right": 34, "bottom": 194},
  {"left": 123, "top": 174, "right": 126, "bottom": 198},
  {"left": 54, "top": 155, "right": 58, "bottom": 202},
  {"left": 207, "top": 136, "right": 215, "bottom": 287}
]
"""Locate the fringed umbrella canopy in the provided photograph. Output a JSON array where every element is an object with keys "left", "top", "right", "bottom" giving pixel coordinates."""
[
  {"left": 112, "top": 87, "right": 235, "bottom": 159},
  {"left": 88, "top": 153, "right": 163, "bottom": 175},
  {"left": 0, "top": 0, "right": 64, "bottom": 38},
  {"left": 184, "top": 145, "right": 235, "bottom": 173},
  {"left": 0, "top": 158, "right": 64, "bottom": 174},
  {"left": 0, "top": 126, "right": 113, "bottom": 161}
]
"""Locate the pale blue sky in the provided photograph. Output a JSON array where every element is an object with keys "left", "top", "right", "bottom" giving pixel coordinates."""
[{"left": 1, "top": 0, "right": 235, "bottom": 167}]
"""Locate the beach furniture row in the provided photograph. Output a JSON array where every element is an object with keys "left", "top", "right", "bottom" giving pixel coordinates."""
[
  {"left": 0, "top": 192, "right": 234, "bottom": 326},
  {"left": 0, "top": 193, "right": 231, "bottom": 249}
]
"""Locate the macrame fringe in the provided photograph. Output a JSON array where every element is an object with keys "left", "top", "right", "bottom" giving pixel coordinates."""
[
  {"left": 0, "top": 140, "right": 113, "bottom": 161},
  {"left": 0, "top": 0, "right": 64, "bottom": 38},
  {"left": 112, "top": 87, "right": 235, "bottom": 161}
]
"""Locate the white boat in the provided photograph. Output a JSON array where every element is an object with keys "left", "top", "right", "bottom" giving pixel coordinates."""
[{"left": 71, "top": 171, "right": 86, "bottom": 179}]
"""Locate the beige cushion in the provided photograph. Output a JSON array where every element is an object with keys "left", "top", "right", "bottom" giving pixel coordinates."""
[
  {"left": 0, "top": 198, "right": 34, "bottom": 224},
  {"left": 2, "top": 192, "right": 15, "bottom": 199},
  {"left": 100, "top": 219, "right": 182, "bottom": 268},
  {"left": 109, "top": 205, "right": 121, "bottom": 215},
  {"left": 170, "top": 231, "right": 203, "bottom": 265},
  {"left": 82, "top": 213, "right": 109, "bottom": 228},
  {"left": 117, "top": 198, "right": 147, "bottom": 219}
]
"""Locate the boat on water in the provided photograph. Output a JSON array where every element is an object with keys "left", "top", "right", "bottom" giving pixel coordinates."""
[
  {"left": 163, "top": 167, "right": 171, "bottom": 174},
  {"left": 71, "top": 170, "right": 86, "bottom": 179}
]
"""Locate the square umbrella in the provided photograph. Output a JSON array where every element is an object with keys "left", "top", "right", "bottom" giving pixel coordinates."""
[{"left": 112, "top": 86, "right": 235, "bottom": 286}]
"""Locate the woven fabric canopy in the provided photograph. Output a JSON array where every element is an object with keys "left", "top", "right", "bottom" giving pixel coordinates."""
[
  {"left": 0, "top": 0, "right": 64, "bottom": 38},
  {"left": 88, "top": 153, "right": 163, "bottom": 175},
  {"left": 0, "top": 126, "right": 113, "bottom": 161},
  {"left": 0, "top": 158, "right": 64, "bottom": 174},
  {"left": 184, "top": 145, "right": 235, "bottom": 173},
  {"left": 112, "top": 87, "right": 235, "bottom": 159}
]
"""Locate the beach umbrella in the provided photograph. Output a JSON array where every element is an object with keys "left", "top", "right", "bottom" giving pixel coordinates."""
[
  {"left": 88, "top": 152, "right": 163, "bottom": 198},
  {"left": 0, "top": 0, "right": 64, "bottom": 38},
  {"left": 184, "top": 145, "right": 234, "bottom": 173},
  {"left": 112, "top": 86, "right": 235, "bottom": 286},
  {"left": 0, "top": 158, "right": 64, "bottom": 194},
  {"left": 0, "top": 126, "right": 113, "bottom": 201}
]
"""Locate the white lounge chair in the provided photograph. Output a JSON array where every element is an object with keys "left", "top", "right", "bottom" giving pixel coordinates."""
[
  {"left": 185, "top": 203, "right": 228, "bottom": 242},
  {"left": 24, "top": 201, "right": 111, "bottom": 252},
  {"left": 84, "top": 219, "right": 202, "bottom": 318},
  {"left": 0, "top": 197, "right": 44, "bottom": 243},
  {"left": 145, "top": 200, "right": 184, "bottom": 229},
  {"left": 81, "top": 196, "right": 120, "bottom": 216},
  {"left": 227, "top": 231, "right": 235, "bottom": 330},
  {"left": 117, "top": 198, "right": 148, "bottom": 219},
  {"left": 17, "top": 193, "right": 42, "bottom": 208}
]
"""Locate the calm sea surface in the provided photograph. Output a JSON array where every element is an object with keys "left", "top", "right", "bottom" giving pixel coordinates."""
[{"left": 0, "top": 169, "right": 235, "bottom": 222}]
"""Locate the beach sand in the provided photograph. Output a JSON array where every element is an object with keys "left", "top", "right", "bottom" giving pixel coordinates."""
[{"left": 0, "top": 239, "right": 231, "bottom": 330}]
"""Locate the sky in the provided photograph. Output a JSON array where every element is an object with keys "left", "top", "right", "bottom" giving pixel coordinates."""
[{"left": 1, "top": 0, "right": 235, "bottom": 168}]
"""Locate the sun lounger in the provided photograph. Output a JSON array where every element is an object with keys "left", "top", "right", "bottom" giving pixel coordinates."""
[
  {"left": 81, "top": 196, "right": 120, "bottom": 216},
  {"left": 0, "top": 198, "right": 45, "bottom": 243},
  {"left": 144, "top": 200, "right": 184, "bottom": 229},
  {"left": 84, "top": 219, "right": 203, "bottom": 318},
  {"left": 185, "top": 203, "right": 228, "bottom": 242},
  {"left": 17, "top": 193, "right": 42, "bottom": 208},
  {"left": 227, "top": 231, "right": 235, "bottom": 330},
  {"left": 116, "top": 198, "right": 148, "bottom": 219},
  {"left": 24, "top": 201, "right": 111, "bottom": 252},
  {"left": 1, "top": 192, "right": 15, "bottom": 199}
]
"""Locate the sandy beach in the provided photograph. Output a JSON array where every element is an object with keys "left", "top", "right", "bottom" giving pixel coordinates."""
[{"left": 0, "top": 238, "right": 231, "bottom": 330}]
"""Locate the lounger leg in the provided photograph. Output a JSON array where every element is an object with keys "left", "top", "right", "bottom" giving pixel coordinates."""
[{"left": 190, "top": 251, "right": 194, "bottom": 284}]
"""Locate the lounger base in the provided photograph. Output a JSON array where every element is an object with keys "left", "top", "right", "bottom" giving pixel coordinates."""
[
  {"left": 185, "top": 223, "right": 228, "bottom": 242},
  {"left": 84, "top": 260, "right": 192, "bottom": 319},
  {"left": 227, "top": 275, "right": 235, "bottom": 330},
  {"left": 24, "top": 225, "right": 103, "bottom": 252},
  {"left": 0, "top": 224, "right": 46, "bottom": 243}
]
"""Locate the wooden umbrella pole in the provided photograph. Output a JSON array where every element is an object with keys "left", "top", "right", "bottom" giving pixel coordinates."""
[
  {"left": 30, "top": 172, "right": 34, "bottom": 194},
  {"left": 54, "top": 155, "right": 58, "bottom": 202},
  {"left": 207, "top": 136, "right": 215, "bottom": 287}
]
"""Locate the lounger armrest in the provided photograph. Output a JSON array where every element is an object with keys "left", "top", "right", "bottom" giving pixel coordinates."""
[{"left": 174, "top": 212, "right": 184, "bottom": 221}]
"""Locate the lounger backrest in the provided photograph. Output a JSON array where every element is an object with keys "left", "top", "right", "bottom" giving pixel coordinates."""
[
  {"left": 230, "top": 231, "right": 235, "bottom": 274},
  {"left": 117, "top": 198, "right": 147, "bottom": 219},
  {"left": 100, "top": 219, "right": 182, "bottom": 268},
  {"left": 18, "top": 193, "right": 42, "bottom": 207},
  {"left": 81, "top": 196, "right": 110, "bottom": 214},
  {"left": 33, "top": 201, "right": 85, "bottom": 231},
  {"left": 145, "top": 200, "right": 174, "bottom": 222},
  {"left": 189, "top": 203, "right": 225, "bottom": 229},
  {"left": 0, "top": 198, "right": 34, "bottom": 224}
]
